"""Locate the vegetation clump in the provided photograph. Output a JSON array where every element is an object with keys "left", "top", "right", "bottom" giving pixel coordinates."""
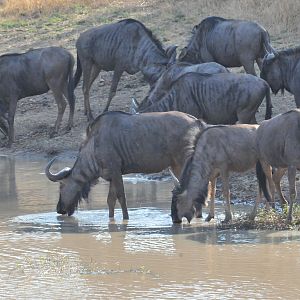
[{"left": 218, "top": 204, "right": 300, "bottom": 231}]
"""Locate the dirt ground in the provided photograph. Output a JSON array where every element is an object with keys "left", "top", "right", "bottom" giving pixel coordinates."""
[{"left": 0, "top": 0, "right": 299, "bottom": 203}]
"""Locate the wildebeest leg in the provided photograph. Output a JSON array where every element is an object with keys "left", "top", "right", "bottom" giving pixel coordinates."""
[
  {"left": 287, "top": 166, "right": 297, "bottom": 223},
  {"left": 250, "top": 161, "right": 274, "bottom": 220},
  {"left": 194, "top": 203, "right": 202, "bottom": 218},
  {"left": 206, "top": 177, "right": 216, "bottom": 222},
  {"left": 236, "top": 109, "right": 255, "bottom": 124},
  {"left": 62, "top": 85, "right": 74, "bottom": 131},
  {"left": 49, "top": 87, "right": 67, "bottom": 137},
  {"left": 82, "top": 62, "right": 101, "bottom": 121},
  {"left": 273, "top": 168, "right": 288, "bottom": 207},
  {"left": 7, "top": 98, "right": 17, "bottom": 147},
  {"left": 107, "top": 181, "right": 118, "bottom": 219},
  {"left": 221, "top": 171, "right": 232, "bottom": 223},
  {"left": 111, "top": 172, "right": 129, "bottom": 220},
  {"left": 249, "top": 187, "right": 262, "bottom": 221},
  {"left": 240, "top": 56, "right": 256, "bottom": 76},
  {"left": 103, "top": 69, "right": 123, "bottom": 112},
  {"left": 260, "top": 161, "right": 274, "bottom": 208},
  {"left": 256, "top": 58, "right": 263, "bottom": 71}
]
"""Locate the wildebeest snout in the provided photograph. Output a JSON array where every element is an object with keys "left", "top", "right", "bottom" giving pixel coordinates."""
[{"left": 56, "top": 198, "right": 67, "bottom": 215}]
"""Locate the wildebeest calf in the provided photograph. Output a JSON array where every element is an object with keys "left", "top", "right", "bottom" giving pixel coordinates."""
[
  {"left": 0, "top": 46, "right": 75, "bottom": 146},
  {"left": 45, "top": 111, "right": 205, "bottom": 220},
  {"left": 171, "top": 124, "right": 271, "bottom": 223}
]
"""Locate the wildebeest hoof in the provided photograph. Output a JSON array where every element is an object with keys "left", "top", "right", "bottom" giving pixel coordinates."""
[
  {"left": 222, "top": 216, "right": 232, "bottom": 224},
  {"left": 184, "top": 212, "right": 194, "bottom": 223},
  {"left": 205, "top": 214, "right": 214, "bottom": 222},
  {"left": 172, "top": 217, "right": 182, "bottom": 224},
  {"left": 49, "top": 128, "right": 57, "bottom": 138}
]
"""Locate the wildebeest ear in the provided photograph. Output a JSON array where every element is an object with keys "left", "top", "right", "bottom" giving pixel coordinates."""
[
  {"left": 165, "top": 45, "right": 177, "bottom": 59},
  {"left": 178, "top": 47, "right": 187, "bottom": 61},
  {"left": 192, "top": 24, "right": 199, "bottom": 34},
  {"left": 167, "top": 47, "right": 177, "bottom": 66}
]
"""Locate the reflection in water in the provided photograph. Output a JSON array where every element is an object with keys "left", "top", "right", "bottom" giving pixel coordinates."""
[
  {"left": 0, "top": 155, "right": 17, "bottom": 203},
  {"left": 1, "top": 156, "right": 300, "bottom": 299}
]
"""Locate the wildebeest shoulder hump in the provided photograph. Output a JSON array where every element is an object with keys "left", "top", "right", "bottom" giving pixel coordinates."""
[{"left": 118, "top": 18, "right": 165, "bottom": 53}]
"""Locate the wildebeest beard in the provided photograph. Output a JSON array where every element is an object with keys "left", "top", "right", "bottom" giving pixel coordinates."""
[{"left": 57, "top": 179, "right": 99, "bottom": 216}]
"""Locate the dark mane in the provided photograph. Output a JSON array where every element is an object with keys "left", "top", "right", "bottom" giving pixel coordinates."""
[
  {"left": 278, "top": 46, "right": 300, "bottom": 58},
  {"left": 119, "top": 18, "right": 165, "bottom": 54},
  {"left": 198, "top": 16, "right": 226, "bottom": 27}
]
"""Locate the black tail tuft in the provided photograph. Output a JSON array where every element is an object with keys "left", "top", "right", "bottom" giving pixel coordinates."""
[
  {"left": 265, "top": 87, "right": 272, "bottom": 120},
  {"left": 256, "top": 161, "right": 272, "bottom": 203},
  {"left": 74, "top": 52, "right": 82, "bottom": 88}
]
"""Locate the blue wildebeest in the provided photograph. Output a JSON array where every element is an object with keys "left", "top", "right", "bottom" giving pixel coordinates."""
[
  {"left": 260, "top": 47, "right": 300, "bottom": 107},
  {"left": 253, "top": 109, "right": 300, "bottom": 223},
  {"left": 179, "top": 16, "right": 275, "bottom": 75},
  {"left": 170, "top": 124, "right": 271, "bottom": 224},
  {"left": 137, "top": 72, "right": 272, "bottom": 124},
  {"left": 74, "top": 18, "right": 177, "bottom": 120},
  {"left": 132, "top": 61, "right": 229, "bottom": 112},
  {"left": 0, "top": 46, "right": 75, "bottom": 146},
  {"left": 45, "top": 111, "right": 206, "bottom": 219}
]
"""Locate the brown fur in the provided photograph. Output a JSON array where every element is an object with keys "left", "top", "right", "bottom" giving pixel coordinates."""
[{"left": 173, "top": 124, "right": 272, "bottom": 223}]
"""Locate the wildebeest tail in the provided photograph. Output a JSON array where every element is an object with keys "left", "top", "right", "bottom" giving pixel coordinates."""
[
  {"left": 74, "top": 51, "right": 82, "bottom": 88},
  {"left": 67, "top": 56, "right": 75, "bottom": 116},
  {"left": 256, "top": 161, "right": 272, "bottom": 203},
  {"left": 265, "top": 86, "right": 272, "bottom": 120},
  {"left": 261, "top": 30, "right": 275, "bottom": 55}
]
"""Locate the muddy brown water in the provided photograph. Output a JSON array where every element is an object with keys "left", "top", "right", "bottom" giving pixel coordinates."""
[{"left": 0, "top": 155, "right": 300, "bottom": 299}]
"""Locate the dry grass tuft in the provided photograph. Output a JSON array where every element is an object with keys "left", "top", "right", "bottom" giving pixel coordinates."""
[
  {"left": 218, "top": 205, "right": 300, "bottom": 231},
  {"left": 0, "top": 0, "right": 155, "bottom": 17}
]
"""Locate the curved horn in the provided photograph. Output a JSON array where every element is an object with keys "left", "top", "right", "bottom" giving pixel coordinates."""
[
  {"left": 265, "top": 53, "right": 275, "bottom": 60},
  {"left": 168, "top": 167, "right": 180, "bottom": 188},
  {"left": 130, "top": 97, "right": 139, "bottom": 114},
  {"left": 45, "top": 157, "right": 72, "bottom": 182}
]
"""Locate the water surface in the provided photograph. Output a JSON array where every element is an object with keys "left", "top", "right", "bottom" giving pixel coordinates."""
[{"left": 0, "top": 155, "right": 300, "bottom": 299}]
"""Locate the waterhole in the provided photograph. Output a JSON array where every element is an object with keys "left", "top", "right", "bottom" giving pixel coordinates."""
[{"left": 0, "top": 155, "right": 300, "bottom": 299}]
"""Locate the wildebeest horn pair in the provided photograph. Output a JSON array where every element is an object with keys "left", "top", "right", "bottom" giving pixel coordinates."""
[
  {"left": 130, "top": 97, "right": 139, "bottom": 114},
  {"left": 168, "top": 168, "right": 180, "bottom": 188},
  {"left": 45, "top": 157, "right": 72, "bottom": 182}
]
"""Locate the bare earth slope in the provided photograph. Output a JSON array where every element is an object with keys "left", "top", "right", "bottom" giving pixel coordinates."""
[{"left": 0, "top": 0, "right": 299, "bottom": 201}]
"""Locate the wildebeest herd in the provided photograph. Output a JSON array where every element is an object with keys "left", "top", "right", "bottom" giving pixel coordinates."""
[{"left": 2, "top": 17, "right": 300, "bottom": 224}]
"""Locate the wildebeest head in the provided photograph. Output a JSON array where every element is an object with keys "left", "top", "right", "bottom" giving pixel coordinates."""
[
  {"left": 142, "top": 46, "right": 177, "bottom": 85},
  {"left": 45, "top": 157, "right": 94, "bottom": 216},
  {"left": 260, "top": 52, "right": 283, "bottom": 95},
  {"left": 169, "top": 164, "right": 195, "bottom": 223},
  {"left": 178, "top": 47, "right": 201, "bottom": 64}
]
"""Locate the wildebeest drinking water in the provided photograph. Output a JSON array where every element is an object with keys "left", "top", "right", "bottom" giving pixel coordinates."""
[
  {"left": 133, "top": 61, "right": 229, "bottom": 112},
  {"left": 137, "top": 72, "right": 272, "bottom": 124},
  {"left": 74, "top": 18, "right": 177, "bottom": 120},
  {"left": 0, "top": 46, "right": 75, "bottom": 146},
  {"left": 179, "top": 16, "right": 275, "bottom": 75},
  {"left": 253, "top": 109, "right": 300, "bottom": 223},
  {"left": 260, "top": 47, "right": 300, "bottom": 107},
  {"left": 170, "top": 124, "right": 271, "bottom": 223},
  {"left": 45, "top": 111, "right": 205, "bottom": 219}
]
